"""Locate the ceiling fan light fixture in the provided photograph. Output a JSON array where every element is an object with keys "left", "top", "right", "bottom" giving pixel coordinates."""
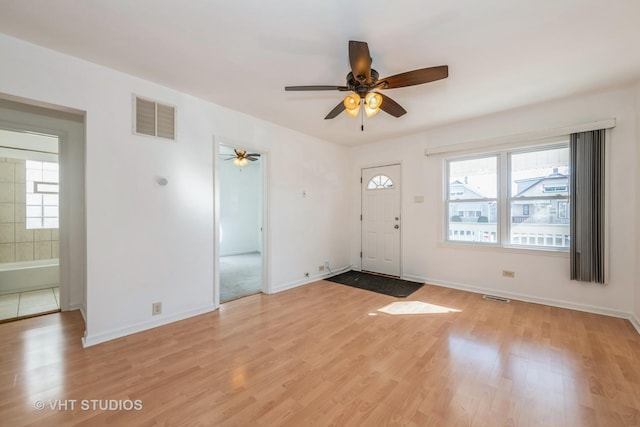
[
  {"left": 233, "top": 157, "right": 249, "bottom": 167},
  {"left": 343, "top": 93, "right": 361, "bottom": 117},
  {"left": 364, "top": 92, "right": 383, "bottom": 117}
]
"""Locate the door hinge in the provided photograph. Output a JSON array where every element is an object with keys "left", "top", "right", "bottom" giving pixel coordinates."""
[
  {"left": 360, "top": 176, "right": 362, "bottom": 183},
  {"left": 360, "top": 214, "right": 362, "bottom": 221},
  {"left": 360, "top": 251, "right": 362, "bottom": 258}
]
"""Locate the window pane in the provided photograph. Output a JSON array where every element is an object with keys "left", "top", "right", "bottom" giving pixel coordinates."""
[
  {"left": 449, "top": 156, "right": 497, "bottom": 199},
  {"left": 42, "top": 194, "right": 58, "bottom": 205},
  {"left": 43, "top": 206, "right": 58, "bottom": 217},
  {"left": 27, "top": 193, "right": 43, "bottom": 205},
  {"left": 448, "top": 201, "right": 497, "bottom": 243},
  {"left": 43, "top": 218, "right": 59, "bottom": 228},
  {"left": 42, "top": 170, "right": 59, "bottom": 183},
  {"left": 510, "top": 200, "right": 569, "bottom": 248},
  {"left": 43, "top": 162, "right": 58, "bottom": 171},
  {"left": 511, "top": 147, "right": 569, "bottom": 197},
  {"left": 367, "top": 175, "right": 393, "bottom": 190},
  {"left": 26, "top": 206, "right": 42, "bottom": 217}
]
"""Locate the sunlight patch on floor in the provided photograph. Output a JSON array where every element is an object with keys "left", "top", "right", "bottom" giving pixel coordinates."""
[{"left": 377, "top": 301, "right": 461, "bottom": 315}]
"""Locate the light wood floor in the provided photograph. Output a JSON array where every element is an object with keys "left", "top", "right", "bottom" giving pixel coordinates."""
[{"left": 1, "top": 281, "right": 640, "bottom": 426}]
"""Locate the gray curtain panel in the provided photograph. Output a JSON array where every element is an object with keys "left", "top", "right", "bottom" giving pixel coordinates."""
[{"left": 569, "top": 129, "right": 606, "bottom": 284}]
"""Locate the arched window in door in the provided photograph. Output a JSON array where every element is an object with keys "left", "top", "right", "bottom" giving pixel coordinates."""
[{"left": 367, "top": 175, "right": 394, "bottom": 190}]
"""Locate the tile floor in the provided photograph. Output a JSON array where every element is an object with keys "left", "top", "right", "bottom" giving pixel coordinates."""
[{"left": 0, "top": 287, "right": 60, "bottom": 321}]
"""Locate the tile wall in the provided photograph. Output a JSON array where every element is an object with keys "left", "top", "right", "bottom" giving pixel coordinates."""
[{"left": 0, "top": 157, "right": 58, "bottom": 263}]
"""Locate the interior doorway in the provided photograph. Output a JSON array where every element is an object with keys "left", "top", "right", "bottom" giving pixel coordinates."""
[
  {"left": 0, "top": 98, "right": 86, "bottom": 321},
  {"left": 361, "top": 164, "right": 401, "bottom": 277},
  {"left": 217, "top": 144, "right": 264, "bottom": 303}
]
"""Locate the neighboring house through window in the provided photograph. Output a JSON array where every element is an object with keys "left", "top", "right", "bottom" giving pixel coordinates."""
[{"left": 445, "top": 143, "right": 569, "bottom": 250}]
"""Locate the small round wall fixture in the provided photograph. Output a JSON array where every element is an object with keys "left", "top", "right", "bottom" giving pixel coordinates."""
[{"left": 156, "top": 176, "right": 169, "bottom": 186}]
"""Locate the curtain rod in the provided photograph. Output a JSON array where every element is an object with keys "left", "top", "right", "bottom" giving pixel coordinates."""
[{"left": 424, "top": 118, "right": 616, "bottom": 156}]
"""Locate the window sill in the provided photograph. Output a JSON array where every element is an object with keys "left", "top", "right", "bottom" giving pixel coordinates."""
[{"left": 438, "top": 240, "right": 569, "bottom": 258}]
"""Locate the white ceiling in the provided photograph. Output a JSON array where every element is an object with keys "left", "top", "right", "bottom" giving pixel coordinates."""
[{"left": 1, "top": 0, "right": 639, "bottom": 146}]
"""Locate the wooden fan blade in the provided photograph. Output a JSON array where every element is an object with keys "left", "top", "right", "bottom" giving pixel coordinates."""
[
  {"left": 379, "top": 93, "right": 407, "bottom": 117},
  {"left": 247, "top": 157, "right": 259, "bottom": 161},
  {"left": 285, "top": 85, "right": 348, "bottom": 91},
  {"left": 245, "top": 153, "right": 261, "bottom": 157},
  {"left": 349, "top": 40, "right": 372, "bottom": 83},
  {"left": 379, "top": 65, "right": 448, "bottom": 89},
  {"left": 325, "top": 101, "right": 345, "bottom": 120}
]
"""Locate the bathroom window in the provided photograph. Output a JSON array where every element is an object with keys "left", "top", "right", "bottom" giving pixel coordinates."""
[{"left": 26, "top": 160, "right": 59, "bottom": 229}]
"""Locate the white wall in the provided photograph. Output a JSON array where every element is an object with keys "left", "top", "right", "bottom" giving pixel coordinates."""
[
  {"left": 0, "top": 34, "right": 351, "bottom": 345},
  {"left": 219, "top": 155, "right": 261, "bottom": 256},
  {"left": 350, "top": 86, "right": 638, "bottom": 317}
]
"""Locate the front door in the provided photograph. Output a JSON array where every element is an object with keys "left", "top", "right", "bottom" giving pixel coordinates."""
[{"left": 361, "top": 164, "right": 401, "bottom": 276}]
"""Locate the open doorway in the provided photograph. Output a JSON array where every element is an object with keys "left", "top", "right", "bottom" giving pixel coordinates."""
[
  {"left": 0, "top": 129, "right": 60, "bottom": 321},
  {"left": 0, "top": 98, "right": 85, "bottom": 323},
  {"left": 217, "top": 145, "right": 264, "bottom": 303}
]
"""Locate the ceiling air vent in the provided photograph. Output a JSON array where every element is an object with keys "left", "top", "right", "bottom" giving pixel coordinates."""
[{"left": 133, "top": 95, "right": 175, "bottom": 140}]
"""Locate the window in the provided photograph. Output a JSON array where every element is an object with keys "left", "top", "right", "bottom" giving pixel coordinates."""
[
  {"left": 446, "top": 156, "right": 497, "bottom": 243},
  {"left": 367, "top": 175, "right": 394, "bottom": 189},
  {"left": 445, "top": 143, "right": 569, "bottom": 250},
  {"left": 26, "top": 160, "right": 59, "bottom": 229},
  {"left": 558, "top": 201, "right": 568, "bottom": 219}
]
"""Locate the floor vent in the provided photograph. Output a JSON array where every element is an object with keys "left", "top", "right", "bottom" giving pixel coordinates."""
[
  {"left": 133, "top": 95, "right": 176, "bottom": 140},
  {"left": 482, "top": 294, "right": 510, "bottom": 303}
]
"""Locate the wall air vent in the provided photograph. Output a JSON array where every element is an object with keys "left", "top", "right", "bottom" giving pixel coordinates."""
[{"left": 133, "top": 95, "right": 175, "bottom": 140}]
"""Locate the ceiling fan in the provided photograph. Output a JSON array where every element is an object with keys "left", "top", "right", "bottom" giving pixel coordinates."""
[
  {"left": 225, "top": 149, "right": 260, "bottom": 167},
  {"left": 285, "top": 40, "right": 448, "bottom": 124}
]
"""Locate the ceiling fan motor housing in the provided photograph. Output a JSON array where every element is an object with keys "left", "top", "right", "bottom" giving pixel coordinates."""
[{"left": 347, "top": 69, "right": 379, "bottom": 96}]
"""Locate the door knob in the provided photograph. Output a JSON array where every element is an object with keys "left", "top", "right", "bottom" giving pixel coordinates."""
[{"left": 394, "top": 224, "right": 399, "bottom": 229}]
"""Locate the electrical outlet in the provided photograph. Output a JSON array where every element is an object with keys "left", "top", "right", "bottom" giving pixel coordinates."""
[
  {"left": 318, "top": 265, "right": 325, "bottom": 272},
  {"left": 502, "top": 270, "right": 515, "bottom": 278},
  {"left": 152, "top": 302, "right": 162, "bottom": 315},
  {"left": 304, "top": 272, "right": 309, "bottom": 278}
]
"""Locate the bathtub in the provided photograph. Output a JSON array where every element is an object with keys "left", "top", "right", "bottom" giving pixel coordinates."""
[{"left": 0, "top": 259, "right": 59, "bottom": 295}]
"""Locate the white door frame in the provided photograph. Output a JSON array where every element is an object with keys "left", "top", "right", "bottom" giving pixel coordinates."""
[
  {"left": 0, "top": 96, "right": 86, "bottom": 317},
  {"left": 213, "top": 136, "right": 269, "bottom": 307},
  {"left": 360, "top": 162, "right": 402, "bottom": 277}
]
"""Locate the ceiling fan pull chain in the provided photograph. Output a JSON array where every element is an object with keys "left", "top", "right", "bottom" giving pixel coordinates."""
[{"left": 361, "top": 100, "right": 364, "bottom": 131}]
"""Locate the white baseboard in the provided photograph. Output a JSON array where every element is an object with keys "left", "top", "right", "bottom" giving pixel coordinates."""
[
  {"left": 629, "top": 313, "right": 640, "bottom": 335},
  {"left": 82, "top": 304, "right": 218, "bottom": 347},
  {"left": 406, "top": 274, "right": 631, "bottom": 320},
  {"left": 269, "top": 265, "right": 352, "bottom": 294}
]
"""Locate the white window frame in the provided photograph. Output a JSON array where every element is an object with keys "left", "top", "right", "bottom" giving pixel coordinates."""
[
  {"left": 444, "top": 141, "right": 569, "bottom": 252},
  {"left": 445, "top": 154, "right": 499, "bottom": 246}
]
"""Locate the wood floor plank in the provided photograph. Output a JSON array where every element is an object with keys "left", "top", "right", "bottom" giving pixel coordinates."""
[{"left": 1, "top": 281, "right": 640, "bottom": 426}]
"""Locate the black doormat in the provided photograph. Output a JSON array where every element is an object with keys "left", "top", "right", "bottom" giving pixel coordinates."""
[{"left": 326, "top": 270, "right": 424, "bottom": 298}]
